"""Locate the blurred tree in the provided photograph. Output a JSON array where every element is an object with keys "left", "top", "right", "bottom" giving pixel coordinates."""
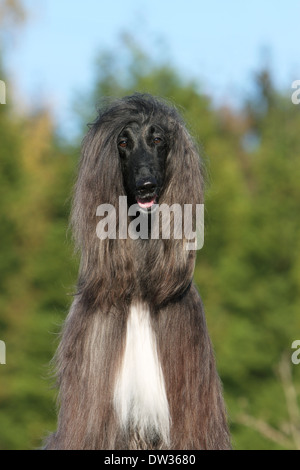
[
  {"left": 0, "top": 0, "right": 27, "bottom": 52},
  {"left": 0, "top": 104, "right": 78, "bottom": 449},
  {"left": 0, "top": 0, "right": 26, "bottom": 26},
  {"left": 198, "top": 67, "right": 300, "bottom": 449}
]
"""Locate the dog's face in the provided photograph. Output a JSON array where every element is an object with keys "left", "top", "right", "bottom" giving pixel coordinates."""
[{"left": 117, "top": 122, "right": 170, "bottom": 212}]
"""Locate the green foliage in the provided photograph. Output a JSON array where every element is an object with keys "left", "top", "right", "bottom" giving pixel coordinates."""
[{"left": 0, "top": 35, "right": 300, "bottom": 449}]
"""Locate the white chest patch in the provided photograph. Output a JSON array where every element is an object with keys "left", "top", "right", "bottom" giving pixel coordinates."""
[{"left": 113, "top": 303, "right": 170, "bottom": 445}]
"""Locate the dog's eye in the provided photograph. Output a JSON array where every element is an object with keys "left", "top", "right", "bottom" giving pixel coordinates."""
[
  {"left": 118, "top": 139, "right": 128, "bottom": 149},
  {"left": 153, "top": 137, "right": 162, "bottom": 145}
]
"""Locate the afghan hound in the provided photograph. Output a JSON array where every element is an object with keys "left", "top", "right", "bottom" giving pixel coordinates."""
[{"left": 44, "top": 93, "right": 231, "bottom": 450}]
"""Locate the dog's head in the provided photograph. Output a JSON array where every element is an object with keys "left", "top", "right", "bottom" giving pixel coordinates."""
[
  {"left": 117, "top": 121, "right": 170, "bottom": 213},
  {"left": 73, "top": 93, "right": 203, "bottom": 250}
]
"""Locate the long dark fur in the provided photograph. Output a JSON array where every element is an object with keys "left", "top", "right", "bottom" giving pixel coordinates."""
[{"left": 44, "top": 93, "right": 231, "bottom": 450}]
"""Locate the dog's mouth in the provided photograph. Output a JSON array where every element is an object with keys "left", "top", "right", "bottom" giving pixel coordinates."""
[
  {"left": 136, "top": 195, "right": 158, "bottom": 212},
  {"left": 135, "top": 178, "right": 159, "bottom": 213}
]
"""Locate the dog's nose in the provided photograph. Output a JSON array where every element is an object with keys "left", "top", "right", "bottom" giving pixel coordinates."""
[{"left": 136, "top": 177, "right": 157, "bottom": 196}]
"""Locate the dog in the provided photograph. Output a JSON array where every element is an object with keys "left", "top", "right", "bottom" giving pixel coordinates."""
[{"left": 44, "top": 93, "right": 231, "bottom": 450}]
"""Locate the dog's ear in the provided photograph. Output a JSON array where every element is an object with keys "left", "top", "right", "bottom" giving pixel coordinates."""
[
  {"left": 71, "top": 122, "right": 124, "bottom": 251},
  {"left": 141, "top": 123, "right": 204, "bottom": 307},
  {"left": 70, "top": 120, "right": 135, "bottom": 309},
  {"left": 162, "top": 122, "right": 204, "bottom": 207}
]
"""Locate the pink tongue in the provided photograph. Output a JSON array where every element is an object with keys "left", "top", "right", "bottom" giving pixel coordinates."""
[{"left": 137, "top": 199, "right": 155, "bottom": 209}]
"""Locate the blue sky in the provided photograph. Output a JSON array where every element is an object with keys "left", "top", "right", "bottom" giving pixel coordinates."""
[{"left": 7, "top": 0, "right": 300, "bottom": 136}]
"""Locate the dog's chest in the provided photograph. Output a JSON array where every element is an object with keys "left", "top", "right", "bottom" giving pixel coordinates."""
[{"left": 113, "top": 304, "right": 170, "bottom": 444}]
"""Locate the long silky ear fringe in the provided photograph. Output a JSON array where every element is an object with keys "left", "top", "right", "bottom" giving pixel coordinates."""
[
  {"left": 138, "top": 122, "right": 204, "bottom": 307},
  {"left": 162, "top": 120, "right": 204, "bottom": 205},
  {"left": 70, "top": 123, "right": 136, "bottom": 311}
]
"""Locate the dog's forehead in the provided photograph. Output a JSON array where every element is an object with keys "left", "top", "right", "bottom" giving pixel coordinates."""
[
  {"left": 120, "top": 121, "right": 166, "bottom": 136},
  {"left": 122, "top": 121, "right": 141, "bottom": 134}
]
